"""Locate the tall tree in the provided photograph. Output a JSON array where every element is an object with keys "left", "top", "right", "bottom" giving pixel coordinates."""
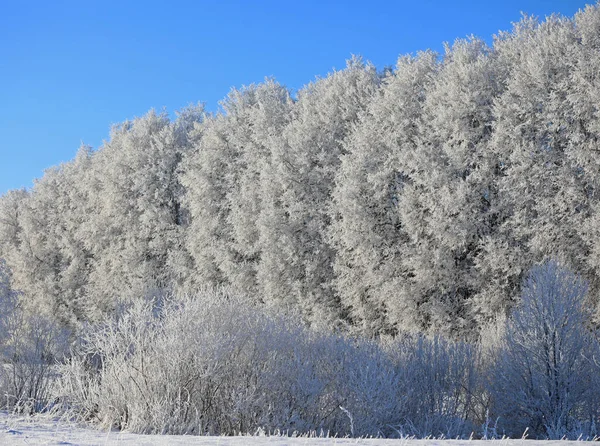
[
  {"left": 395, "top": 38, "right": 503, "bottom": 336},
  {"left": 225, "top": 80, "right": 293, "bottom": 295},
  {"left": 257, "top": 58, "right": 379, "bottom": 325},
  {"left": 569, "top": 4, "right": 600, "bottom": 314},
  {"left": 477, "top": 14, "right": 588, "bottom": 324},
  {"left": 84, "top": 109, "right": 198, "bottom": 316},
  {"left": 0, "top": 147, "right": 95, "bottom": 324},
  {"left": 330, "top": 51, "right": 438, "bottom": 336},
  {"left": 181, "top": 81, "right": 292, "bottom": 295}
]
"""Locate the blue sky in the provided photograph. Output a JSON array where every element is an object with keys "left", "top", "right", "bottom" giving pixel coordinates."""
[{"left": 0, "top": 0, "right": 591, "bottom": 194}]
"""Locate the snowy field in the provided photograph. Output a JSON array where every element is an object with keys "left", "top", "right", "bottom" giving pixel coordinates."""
[{"left": 0, "top": 412, "right": 592, "bottom": 446}]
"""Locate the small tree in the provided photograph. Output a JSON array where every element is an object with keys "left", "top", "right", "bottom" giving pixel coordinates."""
[{"left": 491, "top": 260, "right": 598, "bottom": 439}]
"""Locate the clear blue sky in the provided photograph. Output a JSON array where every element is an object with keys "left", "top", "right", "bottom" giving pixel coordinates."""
[{"left": 0, "top": 0, "right": 591, "bottom": 194}]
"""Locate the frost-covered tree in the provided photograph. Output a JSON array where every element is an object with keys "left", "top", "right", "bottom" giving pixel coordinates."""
[
  {"left": 84, "top": 109, "right": 200, "bottom": 317},
  {"left": 490, "top": 260, "right": 599, "bottom": 438},
  {"left": 394, "top": 38, "right": 503, "bottom": 336},
  {"left": 0, "top": 188, "right": 28, "bottom": 277},
  {"left": 477, "top": 15, "right": 590, "bottom": 324},
  {"left": 181, "top": 82, "right": 292, "bottom": 295},
  {"left": 569, "top": 5, "right": 600, "bottom": 311},
  {"left": 0, "top": 147, "right": 95, "bottom": 324},
  {"left": 330, "top": 51, "right": 438, "bottom": 336},
  {"left": 0, "top": 259, "right": 16, "bottom": 314},
  {"left": 258, "top": 57, "right": 379, "bottom": 325},
  {"left": 226, "top": 81, "right": 293, "bottom": 295},
  {"left": 180, "top": 112, "right": 232, "bottom": 289}
]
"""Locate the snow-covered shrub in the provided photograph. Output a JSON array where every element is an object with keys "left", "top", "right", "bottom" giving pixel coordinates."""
[
  {"left": 55, "top": 289, "right": 372, "bottom": 435},
  {"left": 56, "top": 288, "right": 482, "bottom": 437},
  {"left": 0, "top": 260, "right": 69, "bottom": 412},
  {"left": 309, "top": 335, "right": 400, "bottom": 437},
  {"left": 488, "top": 260, "right": 599, "bottom": 439},
  {"left": 471, "top": 314, "right": 507, "bottom": 437},
  {"left": 381, "top": 335, "right": 477, "bottom": 438}
]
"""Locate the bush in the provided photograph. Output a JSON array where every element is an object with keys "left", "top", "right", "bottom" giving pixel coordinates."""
[
  {"left": 56, "top": 290, "right": 345, "bottom": 434},
  {"left": 0, "top": 260, "right": 69, "bottom": 413},
  {"left": 387, "top": 335, "right": 478, "bottom": 437},
  {"left": 55, "top": 288, "right": 478, "bottom": 437}
]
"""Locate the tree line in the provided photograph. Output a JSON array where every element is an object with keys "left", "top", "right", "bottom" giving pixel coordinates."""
[{"left": 2, "top": 6, "right": 600, "bottom": 340}]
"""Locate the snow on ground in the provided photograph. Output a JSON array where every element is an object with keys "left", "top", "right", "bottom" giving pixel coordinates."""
[{"left": 0, "top": 412, "right": 592, "bottom": 446}]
